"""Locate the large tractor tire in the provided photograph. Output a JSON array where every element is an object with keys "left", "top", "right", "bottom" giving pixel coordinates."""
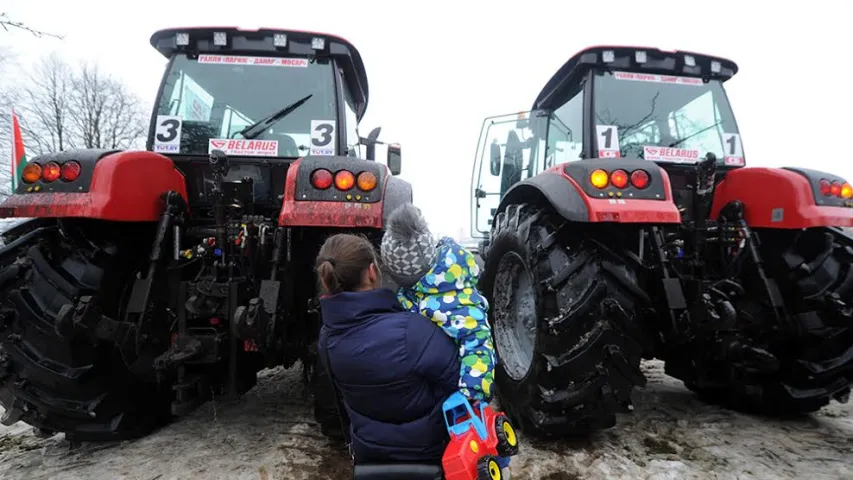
[
  {"left": 479, "top": 204, "right": 649, "bottom": 437},
  {"left": 308, "top": 354, "right": 351, "bottom": 442},
  {"left": 0, "top": 220, "right": 172, "bottom": 441},
  {"left": 683, "top": 227, "right": 853, "bottom": 415}
]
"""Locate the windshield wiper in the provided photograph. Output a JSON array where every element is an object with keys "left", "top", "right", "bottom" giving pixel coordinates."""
[
  {"left": 236, "top": 94, "right": 313, "bottom": 140},
  {"left": 667, "top": 121, "right": 722, "bottom": 148}
]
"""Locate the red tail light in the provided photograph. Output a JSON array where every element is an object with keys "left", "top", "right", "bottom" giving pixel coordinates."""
[
  {"left": 831, "top": 181, "right": 842, "bottom": 197},
  {"left": 630, "top": 170, "right": 650, "bottom": 189},
  {"left": 610, "top": 169, "right": 628, "bottom": 189},
  {"left": 819, "top": 179, "right": 832, "bottom": 196},
  {"left": 334, "top": 170, "right": 355, "bottom": 191},
  {"left": 60, "top": 161, "right": 82, "bottom": 182},
  {"left": 22, "top": 163, "right": 42, "bottom": 184},
  {"left": 42, "top": 162, "right": 61, "bottom": 183},
  {"left": 311, "top": 169, "right": 333, "bottom": 189}
]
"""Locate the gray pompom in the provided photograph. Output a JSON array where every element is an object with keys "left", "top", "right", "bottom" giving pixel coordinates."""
[{"left": 385, "top": 204, "right": 430, "bottom": 242}]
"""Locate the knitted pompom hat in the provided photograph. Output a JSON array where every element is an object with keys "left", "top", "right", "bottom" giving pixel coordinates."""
[{"left": 380, "top": 204, "right": 437, "bottom": 288}]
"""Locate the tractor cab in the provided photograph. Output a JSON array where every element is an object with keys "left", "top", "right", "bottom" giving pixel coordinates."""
[
  {"left": 148, "top": 27, "right": 401, "bottom": 215},
  {"left": 471, "top": 46, "right": 744, "bottom": 236}
]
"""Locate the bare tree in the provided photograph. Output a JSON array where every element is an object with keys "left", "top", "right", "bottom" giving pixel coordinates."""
[
  {"left": 69, "top": 62, "right": 148, "bottom": 150},
  {"left": 10, "top": 54, "right": 149, "bottom": 157},
  {"left": 0, "top": 47, "right": 16, "bottom": 199}
]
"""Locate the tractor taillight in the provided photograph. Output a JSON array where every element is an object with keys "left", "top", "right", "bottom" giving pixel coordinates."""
[
  {"left": 60, "top": 161, "right": 82, "bottom": 182},
  {"left": 842, "top": 183, "right": 853, "bottom": 199},
  {"left": 819, "top": 179, "right": 832, "bottom": 196},
  {"left": 310, "top": 169, "right": 333, "bottom": 190},
  {"left": 610, "top": 170, "right": 629, "bottom": 189},
  {"left": 334, "top": 170, "right": 355, "bottom": 191},
  {"left": 831, "top": 181, "right": 842, "bottom": 197},
  {"left": 630, "top": 170, "right": 650, "bottom": 189},
  {"left": 357, "top": 172, "right": 377, "bottom": 192},
  {"left": 21, "top": 163, "right": 42, "bottom": 184},
  {"left": 590, "top": 169, "right": 609, "bottom": 189},
  {"left": 42, "top": 162, "right": 61, "bottom": 183}
]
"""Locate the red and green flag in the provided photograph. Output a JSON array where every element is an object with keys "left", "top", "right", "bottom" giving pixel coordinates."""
[{"left": 10, "top": 108, "right": 26, "bottom": 191}]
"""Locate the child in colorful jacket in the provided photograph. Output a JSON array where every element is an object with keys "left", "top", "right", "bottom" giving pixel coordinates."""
[{"left": 380, "top": 204, "right": 497, "bottom": 402}]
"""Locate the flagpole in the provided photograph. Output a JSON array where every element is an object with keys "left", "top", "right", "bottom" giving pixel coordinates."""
[{"left": 9, "top": 108, "right": 15, "bottom": 192}]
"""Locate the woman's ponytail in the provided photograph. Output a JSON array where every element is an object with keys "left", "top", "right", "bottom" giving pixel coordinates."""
[{"left": 315, "top": 234, "right": 378, "bottom": 294}]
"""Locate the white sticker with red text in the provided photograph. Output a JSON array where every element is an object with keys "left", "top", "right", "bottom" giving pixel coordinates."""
[
  {"left": 596, "top": 125, "right": 621, "bottom": 158},
  {"left": 644, "top": 146, "right": 701, "bottom": 163},
  {"left": 722, "top": 133, "right": 745, "bottom": 166},
  {"left": 614, "top": 71, "right": 702, "bottom": 86},
  {"left": 208, "top": 139, "right": 279, "bottom": 157},
  {"left": 198, "top": 54, "right": 308, "bottom": 68}
]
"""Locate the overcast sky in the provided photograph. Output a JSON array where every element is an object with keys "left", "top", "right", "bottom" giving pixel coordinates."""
[{"left": 2, "top": 0, "right": 850, "bottom": 238}]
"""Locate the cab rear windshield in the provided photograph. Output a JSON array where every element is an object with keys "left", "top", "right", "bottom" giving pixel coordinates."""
[
  {"left": 593, "top": 71, "right": 744, "bottom": 166},
  {"left": 151, "top": 54, "right": 338, "bottom": 157}
]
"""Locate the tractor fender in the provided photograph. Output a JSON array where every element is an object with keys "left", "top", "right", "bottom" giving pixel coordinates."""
[
  {"left": 710, "top": 166, "right": 853, "bottom": 228},
  {"left": 278, "top": 156, "right": 391, "bottom": 229},
  {"left": 497, "top": 160, "right": 681, "bottom": 224},
  {"left": 381, "top": 175, "right": 414, "bottom": 226},
  {"left": 0, "top": 149, "right": 188, "bottom": 222}
]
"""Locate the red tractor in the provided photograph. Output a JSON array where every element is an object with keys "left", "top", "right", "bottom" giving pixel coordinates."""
[
  {"left": 0, "top": 27, "right": 410, "bottom": 441},
  {"left": 472, "top": 46, "right": 853, "bottom": 437}
]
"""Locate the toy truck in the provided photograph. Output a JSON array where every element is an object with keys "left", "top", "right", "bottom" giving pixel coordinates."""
[{"left": 442, "top": 392, "right": 520, "bottom": 480}]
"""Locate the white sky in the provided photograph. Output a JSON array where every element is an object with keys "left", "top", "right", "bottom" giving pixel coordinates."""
[{"left": 2, "top": 0, "right": 851, "bottom": 238}]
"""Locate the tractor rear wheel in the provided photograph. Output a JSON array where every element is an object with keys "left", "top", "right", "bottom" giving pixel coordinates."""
[
  {"left": 681, "top": 227, "right": 853, "bottom": 415},
  {"left": 479, "top": 204, "right": 648, "bottom": 437},
  {"left": 0, "top": 220, "right": 172, "bottom": 441}
]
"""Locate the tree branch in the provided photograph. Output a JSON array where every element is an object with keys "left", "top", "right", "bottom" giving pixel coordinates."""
[{"left": 0, "top": 13, "right": 63, "bottom": 39}]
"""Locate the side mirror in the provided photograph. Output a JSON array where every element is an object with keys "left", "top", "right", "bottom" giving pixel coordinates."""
[
  {"left": 387, "top": 143, "right": 402, "bottom": 175},
  {"left": 489, "top": 140, "right": 501, "bottom": 176},
  {"left": 362, "top": 127, "right": 382, "bottom": 160}
]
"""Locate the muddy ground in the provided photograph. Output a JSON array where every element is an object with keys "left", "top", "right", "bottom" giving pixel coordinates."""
[{"left": 0, "top": 360, "right": 851, "bottom": 480}]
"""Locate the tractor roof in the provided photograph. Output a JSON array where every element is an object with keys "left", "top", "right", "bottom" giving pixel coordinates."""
[
  {"left": 150, "top": 27, "right": 370, "bottom": 120},
  {"left": 534, "top": 45, "right": 739, "bottom": 111}
]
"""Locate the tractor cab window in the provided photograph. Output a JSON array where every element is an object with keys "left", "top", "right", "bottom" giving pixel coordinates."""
[
  {"left": 340, "top": 70, "right": 361, "bottom": 157},
  {"left": 470, "top": 111, "right": 547, "bottom": 236},
  {"left": 152, "top": 54, "right": 340, "bottom": 158},
  {"left": 546, "top": 85, "right": 584, "bottom": 168},
  {"left": 593, "top": 71, "right": 743, "bottom": 166}
]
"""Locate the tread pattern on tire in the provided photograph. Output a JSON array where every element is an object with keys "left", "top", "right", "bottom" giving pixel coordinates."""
[
  {"left": 482, "top": 204, "right": 647, "bottom": 437},
  {"left": 0, "top": 226, "right": 169, "bottom": 440},
  {"left": 682, "top": 228, "right": 853, "bottom": 415}
]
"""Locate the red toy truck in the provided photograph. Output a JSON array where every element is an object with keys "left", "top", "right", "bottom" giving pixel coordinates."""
[{"left": 442, "top": 392, "right": 520, "bottom": 480}]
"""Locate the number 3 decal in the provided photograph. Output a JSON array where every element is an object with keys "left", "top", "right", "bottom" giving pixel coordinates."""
[
  {"left": 310, "top": 120, "right": 337, "bottom": 155},
  {"left": 154, "top": 115, "right": 183, "bottom": 153}
]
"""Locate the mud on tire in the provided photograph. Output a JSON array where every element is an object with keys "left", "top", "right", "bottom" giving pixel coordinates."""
[
  {"left": 0, "top": 220, "right": 171, "bottom": 441},
  {"left": 683, "top": 227, "right": 853, "bottom": 414},
  {"left": 480, "top": 204, "right": 649, "bottom": 437}
]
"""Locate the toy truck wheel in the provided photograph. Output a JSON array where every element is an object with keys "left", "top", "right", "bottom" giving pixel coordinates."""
[
  {"left": 494, "top": 415, "right": 519, "bottom": 457},
  {"left": 673, "top": 228, "right": 853, "bottom": 415},
  {"left": 0, "top": 220, "right": 172, "bottom": 440},
  {"left": 476, "top": 455, "right": 503, "bottom": 480},
  {"left": 479, "top": 204, "right": 648, "bottom": 437}
]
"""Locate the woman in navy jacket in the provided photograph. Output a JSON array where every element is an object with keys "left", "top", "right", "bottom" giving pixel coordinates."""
[{"left": 316, "top": 233, "right": 461, "bottom": 464}]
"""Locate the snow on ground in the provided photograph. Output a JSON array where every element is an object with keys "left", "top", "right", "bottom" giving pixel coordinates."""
[{"left": 0, "top": 360, "right": 851, "bottom": 480}]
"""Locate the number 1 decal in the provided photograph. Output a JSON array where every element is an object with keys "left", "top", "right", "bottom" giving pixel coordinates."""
[
  {"left": 596, "top": 125, "right": 621, "bottom": 158},
  {"left": 722, "top": 133, "right": 743, "bottom": 157},
  {"left": 310, "top": 120, "right": 336, "bottom": 156}
]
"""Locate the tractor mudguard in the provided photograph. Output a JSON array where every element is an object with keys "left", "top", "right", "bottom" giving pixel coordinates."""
[
  {"left": 278, "top": 156, "right": 412, "bottom": 229},
  {"left": 497, "top": 158, "right": 681, "bottom": 224},
  {"left": 709, "top": 167, "right": 853, "bottom": 228},
  {"left": 0, "top": 149, "right": 188, "bottom": 222}
]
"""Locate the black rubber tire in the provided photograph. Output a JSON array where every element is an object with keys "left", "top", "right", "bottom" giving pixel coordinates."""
[
  {"left": 480, "top": 204, "right": 648, "bottom": 438},
  {"left": 682, "top": 227, "right": 853, "bottom": 415},
  {"left": 0, "top": 221, "right": 171, "bottom": 441}
]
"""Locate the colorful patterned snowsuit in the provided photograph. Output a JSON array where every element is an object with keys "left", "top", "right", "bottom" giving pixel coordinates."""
[{"left": 397, "top": 237, "right": 497, "bottom": 401}]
